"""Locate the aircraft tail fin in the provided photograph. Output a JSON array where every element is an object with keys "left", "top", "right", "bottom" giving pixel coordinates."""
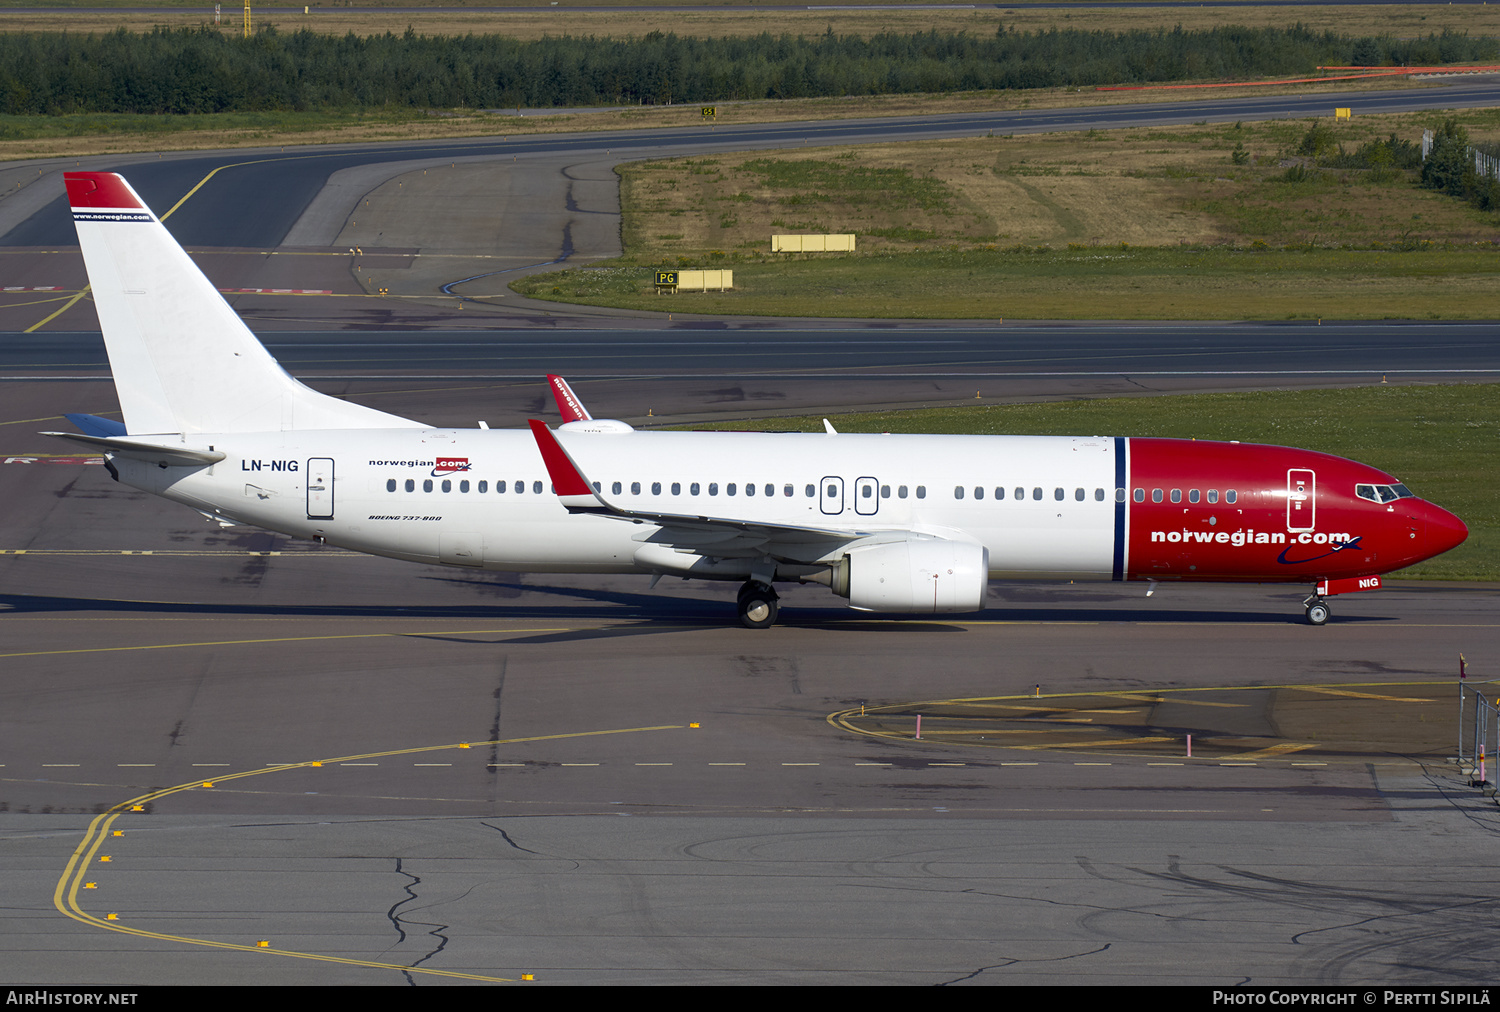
[{"left": 64, "top": 172, "right": 419, "bottom": 435}]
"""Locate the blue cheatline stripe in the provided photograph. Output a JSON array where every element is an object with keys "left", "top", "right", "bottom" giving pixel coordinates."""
[{"left": 1112, "top": 436, "right": 1127, "bottom": 581}]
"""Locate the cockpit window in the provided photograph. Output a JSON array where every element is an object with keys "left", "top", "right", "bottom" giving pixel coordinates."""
[{"left": 1357, "top": 483, "right": 1415, "bottom": 504}]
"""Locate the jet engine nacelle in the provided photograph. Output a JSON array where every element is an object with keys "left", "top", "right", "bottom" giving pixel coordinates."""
[{"left": 832, "top": 538, "right": 990, "bottom": 613}]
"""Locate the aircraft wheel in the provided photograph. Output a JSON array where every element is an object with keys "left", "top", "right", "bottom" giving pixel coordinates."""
[
  {"left": 1305, "top": 600, "right": 1330, "bottom": 626},
  {"left": 738, "top": 586, "right": 779, "bottom": 629}
]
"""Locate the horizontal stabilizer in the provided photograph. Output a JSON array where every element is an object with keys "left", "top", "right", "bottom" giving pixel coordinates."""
[
  {"left": 40, "top": 431, "right": 225, "bottom": 467},
  {"left": 64, "top": 413, "right": 128, "bottom": 437}
]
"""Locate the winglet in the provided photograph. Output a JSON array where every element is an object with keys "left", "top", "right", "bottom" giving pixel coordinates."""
[
  {"left": 547, "top": 375, "right": 593, "bottom": 422},
  {"left": 527, "top": 419, "right": 609, "bottom": 512}
]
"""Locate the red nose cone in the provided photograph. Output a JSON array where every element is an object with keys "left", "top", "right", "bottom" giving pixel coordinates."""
[{"left": 1425, "top": 503, "right": 1469, "bottom": 559}]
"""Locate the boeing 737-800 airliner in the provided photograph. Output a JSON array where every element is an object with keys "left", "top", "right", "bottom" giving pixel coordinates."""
[{"left": 47, "top": 172, "right": 1468, "bottom": 628}]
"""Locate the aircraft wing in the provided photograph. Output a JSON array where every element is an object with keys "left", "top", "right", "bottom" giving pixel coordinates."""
[{"left": 527, "top": 419, "right": 878, "bottom": 545}]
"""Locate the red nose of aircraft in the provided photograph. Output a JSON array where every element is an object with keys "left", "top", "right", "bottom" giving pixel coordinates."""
[{"left": 1412, "top": 500, "right": 1469, "bottom": 564}]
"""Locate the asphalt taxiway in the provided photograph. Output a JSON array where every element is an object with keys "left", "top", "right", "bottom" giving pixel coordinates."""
[{"left": 1, "top": 374, "right": 1497, "bottom": 985}]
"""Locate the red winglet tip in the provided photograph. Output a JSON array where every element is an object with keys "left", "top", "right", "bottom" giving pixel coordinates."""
[
  {"left": 527, "top": 419, "right": 593, "bottom": 497},
  {"left": 547, "top": 374, "right": 592, "bottom": 423}
]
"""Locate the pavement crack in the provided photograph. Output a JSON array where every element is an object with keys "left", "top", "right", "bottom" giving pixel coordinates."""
[
  {"left": 386, "top": 857, "right": 457, "bottom": 983},
  {"left": 481, "top": 820, "right": 541, "bottom": 854},
  {"left": 938, "top": 943, "right": 1111, "bottom": 985}
]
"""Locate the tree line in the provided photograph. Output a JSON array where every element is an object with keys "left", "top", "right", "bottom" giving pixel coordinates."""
[{"left": 1, "top": 25, "right": 1495, "bottom": 116}]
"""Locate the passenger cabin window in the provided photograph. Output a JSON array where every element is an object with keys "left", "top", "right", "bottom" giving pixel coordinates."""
[
  {"left": 1206, "top": 489, "right": 1218, "bottom": 504},
  {"left": 1151, "top": 489, "right": 1163, "bottom": 503},
  {"left": 995, "top": 487, "right": 1005, "bottom": 500},
  {"left": 533, "top": 481, "right": 543, "bottom": 494},
  {"left": 899, "top": 486, "right": 909, "bottom": 499},
  {"left": 386, "top": 479, "right": 397, "bottom": 492},
  {"left": 954, "top": 486, "right": 965, "bottom": 500},
  {"left": 1225, "top": 490, "right": 1237, "bottom": 504},
  {"left": 1032, "top": 487, "right": 1043, "bottom": 501},
  {"left": 1188, "top": 489, "right": 1199, "bottom": 503},
  {"left": 1170, "top": 489, "right": 1182, "bottom": 503},
  {"left": 916, "top": 486, "right": 926, "bottom": 499}
]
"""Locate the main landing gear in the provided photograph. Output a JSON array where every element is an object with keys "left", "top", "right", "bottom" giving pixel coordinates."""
[
  {"left": 737, "top": 581, "right": 780, "bottom": 630},
  {"left": 1303, "top": 593, "right": 1330, "bottom": 626}
]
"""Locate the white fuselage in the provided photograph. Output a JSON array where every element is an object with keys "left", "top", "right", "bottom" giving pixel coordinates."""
[{"left": 120, "top": 427, "right": 1122, "bottom": 581}]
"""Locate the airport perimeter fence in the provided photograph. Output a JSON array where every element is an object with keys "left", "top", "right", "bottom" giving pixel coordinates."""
[
  {"left": 1457, "top": 680, "right": 1499, "bottom": 783},
  {"left": 1421, "top": 129, "right": 1500, "bottom": 183}
]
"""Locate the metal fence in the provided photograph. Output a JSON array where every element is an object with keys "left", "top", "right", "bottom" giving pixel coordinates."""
[
  {"left": 1420, "top": 129, "right": 1500, "bottom": 182},
  {"left": 1458, "top": 680, "right": 1499, "bottom": 783}
]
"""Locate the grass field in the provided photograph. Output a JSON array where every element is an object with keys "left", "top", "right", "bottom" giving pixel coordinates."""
[
  {"left": 0, "top": 74, "right": 1440, "bottom": 160},
  {"left": 511, "top": 110, "right": 1500, "bottom": 319},
  {"left": 679, "top": 384, "right": 1500, "bottom": 581}
]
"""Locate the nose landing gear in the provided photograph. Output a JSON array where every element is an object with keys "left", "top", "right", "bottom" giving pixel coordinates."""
[
  {"left": 1303, "top": 593, "right": 1330, "bottom": 626},
  {"left": 737, "top": 581, "right": 779, "bottom": 629}
]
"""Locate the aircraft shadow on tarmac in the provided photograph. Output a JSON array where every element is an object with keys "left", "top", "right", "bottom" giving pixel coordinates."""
[{"left": 0, "top": 578, "right": 1393, "bottom": 633}]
